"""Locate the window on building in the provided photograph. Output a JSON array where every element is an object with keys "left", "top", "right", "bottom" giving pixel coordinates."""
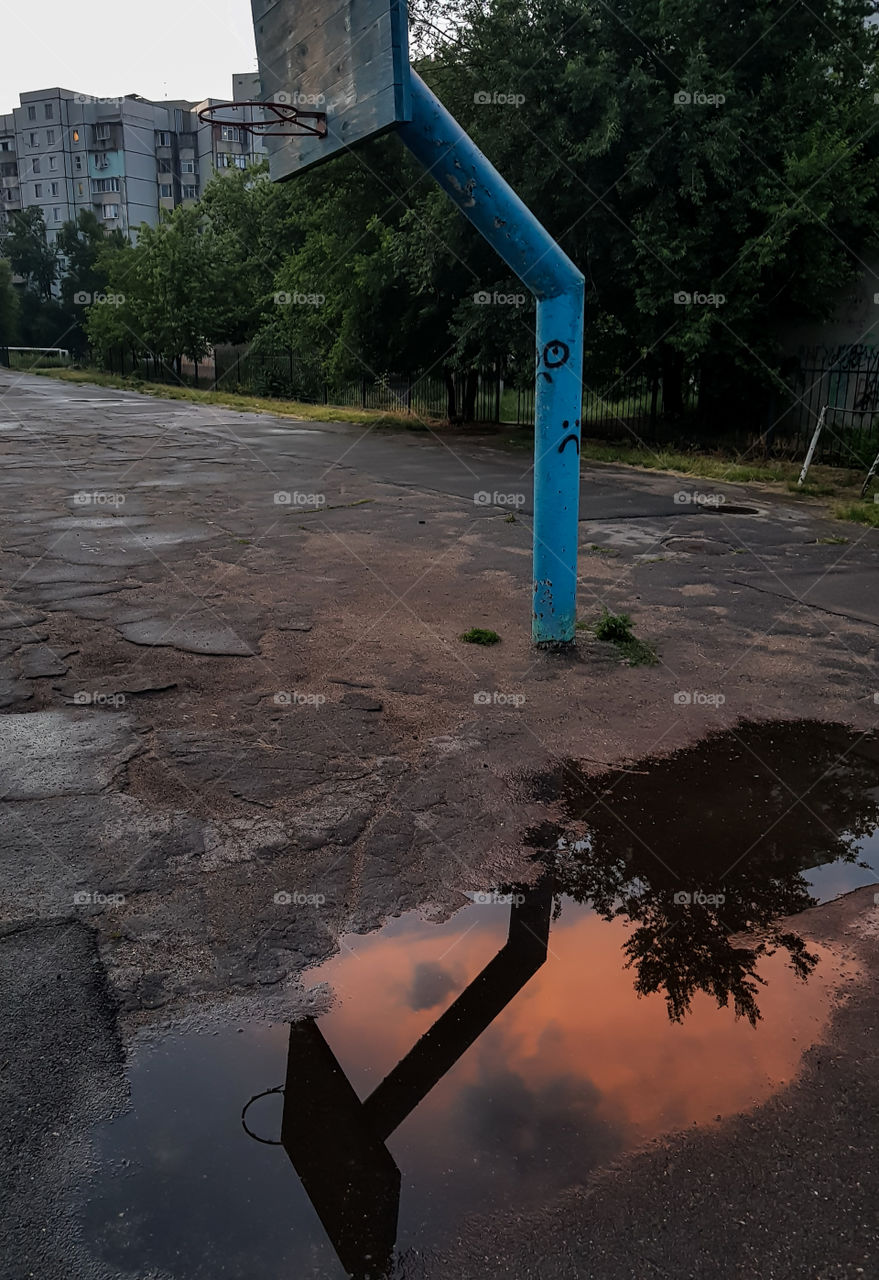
[
  {"left": 182, "top": 184, "right": 198, "bottom": 199},
  {"left": 221, "top": 126, "right": 241, "bottom": 142},
  {"left": 27, "top": 105, "right": 36, "bottom": 121},
  {"left": 93, "top": 177, "right": 120, "bottom": 193},
  {"left": 34, "top": 183, "right": 42, "bottom": 197},
  {"left": 72, "top": 129, "right": 80, "bottom": 143},
  {"left": 28, "top": 132, "right": 38, "bottom": 147},
  {"left": 0, "top": 162, "right": 16, "bottom": 177},
  {"left": 0, "top": 139, "right": 11, "bottom": 151},
  {"left": 95, "top": 123, "right": 111, "bottom": 140},
  {"left": 50, "top": 181, "right": 59, "bottom": 196},
  {"left": 46, "top": 129, "right": 55, "bottom": 145},
  {"left": 32, "top": 158, "right": 40, "bottom": 174},
  {"left": 159, "top": 183, "right": 172, "bottom": 199},
  {"left": 157, "top": 159, "right": 171, "bottom": 173},
  {"left": 104, "top": 204, "right": 119, "bottom": 219},
  {"left": 77, "top": 181, "right": 84, "bottom": 196},
  {"left": 44, "top": 103, "right": 54, "bottom": 120},
  {"left": 53, "top": 206, "right": 61, "bottom": 221},
  {"left": 74, "top": 154, "right": 82, "bottom": 171},
  {"left": 48, "top": 155, "right": 57, "bottom": 171},
  {"left": 156, "top": 131, "right": 171, "bottom": 147},
  {"left": 180, "top": 159, "right": 195, "bottom": 173}
]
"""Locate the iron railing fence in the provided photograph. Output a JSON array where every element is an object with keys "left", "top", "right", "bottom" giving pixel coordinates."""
[
  {"left": 86, "top": 341, "right": 879, "bottom": 470},
  {"left": 783, "top": 345, "right": 879, "bottom": 468}
]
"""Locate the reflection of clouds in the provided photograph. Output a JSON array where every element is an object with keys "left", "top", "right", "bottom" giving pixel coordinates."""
[
  {"left": 451, "top": 1034, "right": 628, "bottom": 1187},
  {"left": 408, "top": 960, "right": 461, "bottom": 1011}
]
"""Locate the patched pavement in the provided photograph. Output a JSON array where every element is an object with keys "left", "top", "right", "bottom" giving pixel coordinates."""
[{"left": 2, "top": 370, "right": 879, "bottom": 1279}]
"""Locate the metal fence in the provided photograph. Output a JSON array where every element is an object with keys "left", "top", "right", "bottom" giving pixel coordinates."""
[
  {"left": 783, "top": 345, "right": 879, "bottom": 467},
  {"left": 92, "top": 341, "right": 879, "bottom": 468},
  {"left": 101, "top": 344, "right": 504, "bottom": 422}
]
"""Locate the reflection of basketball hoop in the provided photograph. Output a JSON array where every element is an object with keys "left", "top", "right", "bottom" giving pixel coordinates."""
[
  {"left": 197, "top": 101, "right": 327, "bottom": 139},
  {"left": 241, "top": 1085, "right": 285, "bottom": 1144}
]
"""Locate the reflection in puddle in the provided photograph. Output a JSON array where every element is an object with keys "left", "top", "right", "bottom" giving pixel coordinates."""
[{"left": 83, "top": 721, "right": 879, "bottom": 1279}]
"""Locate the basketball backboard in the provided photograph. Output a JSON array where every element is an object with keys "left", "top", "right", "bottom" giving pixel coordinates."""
[{"left": 250, "top": 0, "right": 412, "bottom": 179}]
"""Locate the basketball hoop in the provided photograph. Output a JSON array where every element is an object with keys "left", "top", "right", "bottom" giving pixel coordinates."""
[{"left": 197, "top": 100, "right": 327, "bottom": 139}]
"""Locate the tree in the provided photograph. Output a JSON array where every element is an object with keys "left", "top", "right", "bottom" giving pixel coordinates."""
[
  {"left": 199, "top": 161, "right": 299, "bottom": 344},
  {"left": 86, "top": 206, "right": 225, "bottom": 372},
  {"left": 2, "top": 207, "right": 57, "bottom": 300},
  {"left": 0, "top": 259, "right": 18, "bottom": 346},
  {"left": 54, "top": 210, "right": 126, "bottom": 356},
  {"left": 423, "top": 0, "right": 879, "bottom": 422}
]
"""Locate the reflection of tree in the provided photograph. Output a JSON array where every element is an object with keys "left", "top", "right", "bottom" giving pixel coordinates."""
[{"left": 527, "top": 721, "right": 879, "bottom": 1025}]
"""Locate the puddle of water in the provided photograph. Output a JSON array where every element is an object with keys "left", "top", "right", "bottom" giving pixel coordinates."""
[{"left": 81, "top": 720, "right": 879, "bottom": 1280}]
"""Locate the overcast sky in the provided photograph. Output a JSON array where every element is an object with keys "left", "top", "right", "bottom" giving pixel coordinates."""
[{"left": 1, "top": 0, "right": 258, "bottom": 108}]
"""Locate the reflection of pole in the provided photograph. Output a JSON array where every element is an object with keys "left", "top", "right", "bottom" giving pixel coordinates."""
[
  {"left": 364, "top": 880, "right": 554, "bottom": 1141},
  {"left": 399, "top": 73, "right": 585, "bottom": 646},
  {"left": 280, "top": 1020, "right": 401, "bottom": 1280},
  {"left": 276, "top": 878, "right": 554, "bottom": 1279}
]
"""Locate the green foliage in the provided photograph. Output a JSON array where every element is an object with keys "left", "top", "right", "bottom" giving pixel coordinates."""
[
  {"left": 86, "top": 205, "right": 225, "bottom": 367},
  {"left": 2, "top": 207, "right": 57, "bottom": 300},
  {"left": 0, "top": 259, "right": 18, "bottom": 345},
  {"left": 460, "top": 627, "right": 501, "bottom": 644},
  {"left": 590, "top": 607, "right": 658, "bottom": 665},
  {"left": 593, "top": 608, "right": 635, "bottom": 644},
  {"left": 833, "top": 499, "right": 879, "bottom": 526},
  {"left": 8, "top": 0, "right": 879, "bottom": 420}
]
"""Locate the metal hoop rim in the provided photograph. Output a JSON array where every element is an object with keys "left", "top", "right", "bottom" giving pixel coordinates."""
[
  {"left": 241, "top": 1084, "right": 285, "bottom": 1144},
  {"left": 197, "top": 101, "right": 327, "bottom": 139}
]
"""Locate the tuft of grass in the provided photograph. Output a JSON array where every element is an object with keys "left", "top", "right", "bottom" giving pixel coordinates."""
[
  {"left": 460, "top": 627, "right": 500, "bottom": 645},
  {"left": 504, "top": 512, "right": 517, "bottom": 523},
  {"left": 594, "top": 607, "right": 635, "bottom": 644},
  {"left": 587, "top": 607, "right": 659, "bottom": 666},
  {"left": 832, "top": 500, "right": 879, "bottom": 527},
  {"left": 816, "top": 535, "right": 850, "bottom": 545}
]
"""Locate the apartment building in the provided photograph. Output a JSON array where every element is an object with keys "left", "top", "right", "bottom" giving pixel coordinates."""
[{"left": 0, "top": 77, "right": 265, "bottom": 246}]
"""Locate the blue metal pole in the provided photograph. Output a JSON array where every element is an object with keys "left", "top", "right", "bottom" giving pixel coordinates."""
[{"left": 398, "top": 71, "right": 585, "bottom": 646}]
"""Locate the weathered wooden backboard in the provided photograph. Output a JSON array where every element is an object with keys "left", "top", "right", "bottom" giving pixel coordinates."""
[{"left": 250, "top": 0, "right": 412, "bottom": 178}]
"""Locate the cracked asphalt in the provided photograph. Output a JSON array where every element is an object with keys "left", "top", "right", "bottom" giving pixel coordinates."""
[{"left": 1, "top": 369, "right": 878, "bottom": 1279}]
